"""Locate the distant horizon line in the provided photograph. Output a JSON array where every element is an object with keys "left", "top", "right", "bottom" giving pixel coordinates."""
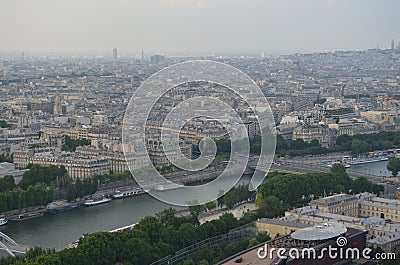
[{"left": 0, "top": 47, "right": 397, "bottom": 59}]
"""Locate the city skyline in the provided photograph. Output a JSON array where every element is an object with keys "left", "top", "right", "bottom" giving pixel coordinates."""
[{"left": 1, "top": 0, "right": 400, "bottom": 55}]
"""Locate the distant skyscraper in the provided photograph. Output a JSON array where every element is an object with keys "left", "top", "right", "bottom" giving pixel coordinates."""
[
  {"left": 391, "top": 39, "right": 395, "bottom": 50},
  {"left": 53, "top": 89, "right": 62, "bottom": 115},
  {"left": 141, "top": 50, "right": 144, "bottom": 61},
  {"left": 150, "top": 54, "right": 165, "bottom": 63},
  {"left": 113, "top": 48, "right": 118, "bottom": 60},
  {"left": 21, "top": 51, "right": 24, "bottom": 61},
  {"left": 261, "top": 51, "right": 265, "bottom": 58}
]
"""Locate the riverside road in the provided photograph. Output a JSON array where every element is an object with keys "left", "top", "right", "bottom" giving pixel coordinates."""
[{"left": 1, "top": 154, "right": 398, "bottom": 252}]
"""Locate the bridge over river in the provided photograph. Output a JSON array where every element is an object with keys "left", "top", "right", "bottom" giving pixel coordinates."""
[
  {"left": 0, "top": 232, "right": 29, "bottom": 256},
  {"left": 248, "top": 156, "right": 386, "bottom": 183}
]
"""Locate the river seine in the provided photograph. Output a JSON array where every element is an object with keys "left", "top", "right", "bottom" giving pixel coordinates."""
[
  {"left": 0, "top": 174, "right": 255, "bottom": 249},
  {"left": 0, "top": 194, "right": 183, "bottom": 249},
  {"left": 0, "top": 162, "right": 393, "bottom": 250},
  {"left": 349, "top": 160, "right": 390, "bottom": 177}
]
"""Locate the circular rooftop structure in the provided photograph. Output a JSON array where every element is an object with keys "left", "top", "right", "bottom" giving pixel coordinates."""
[{"left": 291, "top": 222, "right": 347, "bottom": 241}]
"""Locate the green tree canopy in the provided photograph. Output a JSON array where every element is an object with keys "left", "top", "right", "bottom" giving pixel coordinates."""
[
  {"left": 330, "top": 164, "right": 346, "bottom": 175},
  {"left": 0, "top": 120, "right": 11, "bottom": 128},
  {"left": 387, "top": 158, "right": 400, "bottom": 177}
]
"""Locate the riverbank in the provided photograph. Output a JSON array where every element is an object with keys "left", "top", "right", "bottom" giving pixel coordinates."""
[
  {"left": 0, "top": 178, "right": 142, "bottom": 221},
  {"left": 0, "top": 200, "right": 82, "bottom": 222},
  {"left": 0, "top": 183, "right": 256, "bottom": 249},
  {"left": 0, "top": 193, "right": 182, "bottom": 249},
  {"left": 0, "top": 166, "right": 232, "bottom": 223},
  {"left": 3, "top": 207, "right": 47, "bottom": 222},
  {"left": 199, "top": 202, "right": 258, "bottom": 224}
]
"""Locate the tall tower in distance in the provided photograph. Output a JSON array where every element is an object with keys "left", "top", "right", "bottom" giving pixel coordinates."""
[
  {"left": 113, "top": 48, "right": 118, "bottom": 60},
  {"left": 391, "top": 39, "right": 395, "bottom": 50},
  {"left": 53, "top": 89, "right": 62, "bottom": 115}
]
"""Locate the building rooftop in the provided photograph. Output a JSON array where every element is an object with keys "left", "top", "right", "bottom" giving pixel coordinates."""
[
  {"left": 286, "top": 205, "right": 317, "bottom": 216},
  {"left": 311, "top": 193, "right": 356, "bottom": 206},
  {"left": 368, "top": 232, "right": 400, "bottom": 245},
  {"left": 291, "top": 222, "right": 347, "bottom": 241},
  {"left": 257, "top": 218, "right": 311, "bottom": 229},
  {"left": 218, "top": 227, "right": 365, "bottom": 265},
  {"left": 359, "top": 199, "right": 400, "bottom": 211}
]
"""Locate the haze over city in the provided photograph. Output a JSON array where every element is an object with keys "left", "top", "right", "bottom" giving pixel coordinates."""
[
  {"left": 1, "top": 0, "right": 400, "bottom": 55},
  {"left": 1, "top": 1, "right": 400, "bottom": 264}
]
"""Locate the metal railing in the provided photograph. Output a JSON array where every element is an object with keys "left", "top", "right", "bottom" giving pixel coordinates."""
[{"left": 151, "top": 222, "right": 257, "bottom": 265}]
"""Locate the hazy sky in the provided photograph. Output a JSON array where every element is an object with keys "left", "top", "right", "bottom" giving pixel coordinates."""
[{"left": 1, "top": 0, "right": 399, "bottom": 55}]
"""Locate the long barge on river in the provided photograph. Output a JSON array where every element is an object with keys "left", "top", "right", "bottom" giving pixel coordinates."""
[{"left": 342, "top": 155, "right": 389, "bottom": 165}]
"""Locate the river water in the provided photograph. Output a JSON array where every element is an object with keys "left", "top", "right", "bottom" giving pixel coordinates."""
[
  {"left": 348, "top": 160, "right": 390, "bottom": 177},
  {"left": 0, "top": 194, "right": 183, "bottom": 249},
  {"left": 0, "top": 162, "right": 392, "bottom": 251},
  {"left": 0, "top": 175, "right": 252, "bottom": 250}
]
